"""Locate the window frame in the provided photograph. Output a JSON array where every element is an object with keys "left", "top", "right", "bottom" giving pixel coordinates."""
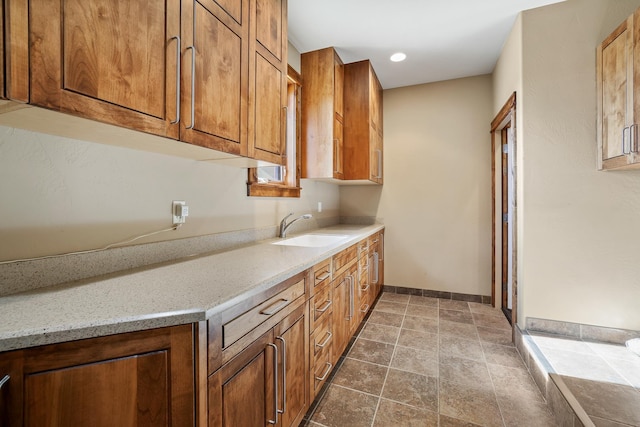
[{"left": 247, "top": 65, "right": 302, "bottom": 198}]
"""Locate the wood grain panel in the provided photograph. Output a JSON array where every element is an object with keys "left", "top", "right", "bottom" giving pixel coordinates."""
[
  {"left": 256, "top": 0, "right": 282, "bottom": 61},
  {"left": 254, "top": 53, "right": 284, "bottom": 155}
]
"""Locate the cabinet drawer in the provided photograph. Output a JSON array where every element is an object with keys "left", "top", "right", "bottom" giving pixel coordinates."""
[
  {"left": 312, "top": 346, "right": 333, "bottom": 398},
  {"left": 310, "top": 281, "right": 332, "bottom": 332},
  {"left": 357, "top": 239, "right": 369, "bottom": 258},
  {"left": 311, "top": 315, "right": 333, "bottom": 360},
  {"left": 312, "top": 258, "right": 332, "bottom": 293},
  {"left": 332, "top": 244, "right": 357, "bottom": 277},
  {"left": 223, "top": 279, "right": 305, "bottom": 348}
]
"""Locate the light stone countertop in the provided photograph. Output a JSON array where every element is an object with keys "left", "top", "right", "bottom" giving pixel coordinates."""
[{"left": 0, "top": 224, "right": 383, "bottom": 352}]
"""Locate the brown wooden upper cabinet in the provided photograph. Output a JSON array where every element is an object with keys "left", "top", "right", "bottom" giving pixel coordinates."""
[
  {"left": 301, "top": 47, "right": 345, "bottom": 180},
  {"left": 344, "top": 60, "right": 384, "bottom": 183},
  {"left": 10, "top": 0, "right": 286, "bottom": 164},
  {"left": 597, "top": 7, "right": 640, "bottom": 170}
]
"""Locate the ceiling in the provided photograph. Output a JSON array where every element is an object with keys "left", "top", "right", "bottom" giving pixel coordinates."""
[{"left": 288, "top": 0, "right": 565, "bottom": 89}]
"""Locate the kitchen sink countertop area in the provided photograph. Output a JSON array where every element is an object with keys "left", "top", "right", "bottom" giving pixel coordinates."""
[{"left": 0, "top": 224, "right": 383, "bottom": 352}]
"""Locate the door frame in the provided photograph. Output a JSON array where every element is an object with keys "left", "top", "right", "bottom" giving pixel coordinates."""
[{"left": 491, "top": 92, "right": 517, "bottom": 328}]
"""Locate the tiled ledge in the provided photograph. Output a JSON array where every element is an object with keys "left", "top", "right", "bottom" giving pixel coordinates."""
[
  {"left": 515, "top": 323, "right": 640, "bottom": 427},
  {"left": 382, "top": 285, "right": 491, "bottom": 305},
  {"left": 0, "top": 217, "right": 340, "bottom": 297}
]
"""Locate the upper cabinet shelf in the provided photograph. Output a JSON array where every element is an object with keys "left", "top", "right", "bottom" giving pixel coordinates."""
[
  {"left": 597, "top": 7, "right": 640, "bottom": 170},
  {"left": 0, "top": 0, "right": 287, "bottom": 168}
]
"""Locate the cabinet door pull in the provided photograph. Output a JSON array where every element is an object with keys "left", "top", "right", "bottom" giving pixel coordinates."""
[
  {"left": 315, "top": 299, "right": 332, "bottom": 313},
  {"left": 373, "top": 252, "right": 379, "bottom": 284},
  {"left": 315, "top": 362, "right": 333, "bottom": 381},
  {"left": 316, "top": 271, "right": 330, "bottom": 281},
  {"left": 276, "top": 336, "right": 286, "bottom": 415},
  {"left": 267, "top": 343, "right": 278, "bottom": 425},
  {"left": 185, "top": 45, "right": 196, "bottom": 130},
  {"left": 169, "top": 36, "right": 181, "bottom": 125},
  {"left": 360, "top": 283, "right": 370, "bottom": 292},
  {"left": 622, "top": 126, "right": 631, "bottom": 154},
  {"left": 360, "top": 304, "right": 370, "bottom": 314},
  {"left": 348, "top": 275, "right": 354, "bottom": 320},
  {"left": 0, "top": 375, "right": 9, "bottom": 390},
  {"left": 260, "top": 298, "right": 289, "bottom": 316},
  {"left": 316, "top": 331, "right": 332, "bottom": 348},
  {"left": 380, "top": 234, "right": 384, "bottom": 261},
  {"left": 333, "top": 140, "right": 340, "bottom": 174}
]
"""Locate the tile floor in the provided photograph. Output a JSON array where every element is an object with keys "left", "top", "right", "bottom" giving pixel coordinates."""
[{"left": 302, "top": 292, "right": 557, "bottom": 427}]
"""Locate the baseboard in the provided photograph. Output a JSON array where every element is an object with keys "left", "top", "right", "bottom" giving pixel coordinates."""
[{"left": 382, "top": 285, "right": 491, "bottom": 305}]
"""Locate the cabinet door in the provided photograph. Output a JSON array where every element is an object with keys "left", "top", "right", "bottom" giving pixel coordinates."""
[
  {"left": 249, "top": 0, "right": 288, "bottom": 164},
  {"left": 334, "top": 116, "right": 345, "bottom": 179},
  {"left": 332, "top": 270, "right": 354, "bottom": 364},
  {"left": 0, "top": 350, "right": 23, "bottom": 427},
  {"left": 209, "top": 330, "right": 275, "bottom": 427},
  {"left": 19, "top": 325, "right": 194, "bottom": 427},
  {"left": 274, "top": 307, "right": 307, "bottom": 427},
  {"left": 334, "top": 53, "right": 344, "bottom": 119},
  {"left": 30, "top": 0, "right": 180, "bottom": 140},
  {"left": 181, "top": 0, "right": 249, "bottom": 155}
]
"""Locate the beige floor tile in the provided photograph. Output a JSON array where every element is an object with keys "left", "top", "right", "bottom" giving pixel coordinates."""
[
  {"left": 373, "top": 399, "right": 439, "bottom": 427},
  {"left": 440, "top": 320, "right": 479, "bottom": 341},
  {"left": 359, "top": 322, "right": 401, "bottom": 344},
  {"left": 477, "top": 326, "right": 514, "bottom": 346},
  {"left": 374, "top": 300, "right": 408, "bottom": 315},
  {"left": 332, "top": 358, "right": 388, "bottom": 396},
  {"left": 349, "top": 338, "right": 395, "bottom": 366},
  {"left": 487, "top": 364, "right": 544, "bottom": 403},
  {"left": 368, "top": 311, "right": 404, "bottom": 328},
  {"left": 440, "top": 335, "right": 485, "bottom": 362},
  {"left": 590, "top": 416, "right": 633, "bottom": 426},
  {"left": 439, "top": 414, "right": 483, "bottom": 427},
  {"left": 482, "top": 342, "right": 526, "bottom": 368},
  {"left": 381, "top": 368, "right": 438, "bottom": 411},
  {"left": 397, "top": 329, "right": 439, "bottom": 355},
  {"left": 391, "top": 345, "right": 439, "bottom": 377},
  {"left": 439, "top": 380, "right": 504, "bottom": 427},
  {"left": 440, "top": 299, "right": 471, "bottom": 312},
  {"left": 496, "top": 394, "right": 556, "bottom": 427},
  {"left": 380, "top": 293, "right": 411, "bottom": 304},
  {"left": 472, "top": 313, "right": 511, "bottom": 330},
  {"left": 439, "top": 356, "right": 493, "bottom": 391},
  {"left": 406, "top": 304, "right": 439, "bottom": 319},
  {"left": 311, "top": 385, "right": 378, "bottom": 427},
  {"left": 440, "top": 309, "right": 474, "bottom": 325},
  {"left": 403, "top": 315, "right": 439, "bottom": 333},
  {"left": 409, "top": 295, "right": 439, "bottom": 307},
  {"left": 468, "top": 302, "right": 504, "bottom": 317}
]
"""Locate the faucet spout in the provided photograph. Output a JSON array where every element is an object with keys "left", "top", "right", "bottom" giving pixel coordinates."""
[{"left": 279, "top": 213, "right": 313, "bottom": 238}]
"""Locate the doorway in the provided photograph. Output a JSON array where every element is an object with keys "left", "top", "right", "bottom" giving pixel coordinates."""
[{"left": 491, "top": 93, "right": 517, "bottom": 327}]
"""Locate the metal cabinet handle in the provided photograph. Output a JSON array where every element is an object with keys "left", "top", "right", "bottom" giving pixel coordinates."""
[
  {"left": 315, "top": 331, "right": 332, "bottom": 348},
  {"left": 316, "top": 271, "right": 330, "bottom": 281},
  {"left": 185, "top": 45, "right": 196, "bottom": 130},
  {"left": 315, "top": 362, "right": 333, "bottom": 381},
  {"left": 169, "top": 36, "right": 181, "bottom": 125},
  {"left": 267, "top": 343, "right": 278, "bottom": 425},
  {"left": 373, "top": 252, "right": 379, "bottom": 284},
  {"left": 622, "top": 126, "right": 631, "bottom": 154},
  {"left": 348, "top": 275, "right": 354, "bottom": 320},
  {"left": 315, "top": 299, "right": 332, "bottom": 313},
  {"left": 260, "top": 298, "right": 289, "bottom": 316},
  {"left": 360, "top": 304, "right": 370, "bottom": 314},
  {"left": 276, "top": 336, "right": 286, "bottom": 416},
  {"left": 380, "top": 234, "right": 384, "bottom": 261},
  {"left": 361, "top": 283, "right": 370, "bottom": 292},
  {"left": 0, "top": 375, "right": 9, "bottom": 390},
  {"left": 333, "top": 139, "right": 340, "bottom": 174}
]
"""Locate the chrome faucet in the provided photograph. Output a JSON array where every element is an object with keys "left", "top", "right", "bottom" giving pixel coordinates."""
[{"left": 279, "top": 213, "right": 313, "bottom": 238}]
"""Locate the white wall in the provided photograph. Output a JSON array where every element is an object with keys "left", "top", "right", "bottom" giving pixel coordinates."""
[
  {"left": 501, "top": 0, "right": 640, "bottom": 330},
  {"left": 341, "top": 75, "right": 493, "bottom": 297},
  {"left": 0, "top": 46, "right": 339, "bottom": 262}
]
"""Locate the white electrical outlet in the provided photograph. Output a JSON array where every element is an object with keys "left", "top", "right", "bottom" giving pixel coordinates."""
[{"left": 172, "top": 201, "right": 189, "bottom": 225}]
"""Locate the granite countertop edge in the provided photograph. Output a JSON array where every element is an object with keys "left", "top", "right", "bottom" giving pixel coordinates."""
[{"left": 0, "top": 224, "right": 383, "bottom": 352}]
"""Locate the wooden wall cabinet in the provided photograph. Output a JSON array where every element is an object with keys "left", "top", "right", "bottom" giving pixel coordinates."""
[
  {"left": 6, "top": 0, "right": 287, "bottom": 165},
  {"left": 301, "top": 47, "right": 345, "bottom": 180},
  {"left": 597, "top": 8, "right": 640, "bottom": 170},
  {"left": 344, "top": 60, "right": 384, "bottom": 183},
  {"left": 0, "top": 325, "right": 196, "bottom": 427}
]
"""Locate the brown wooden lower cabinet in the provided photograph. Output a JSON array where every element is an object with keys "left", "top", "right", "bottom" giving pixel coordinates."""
[
  {"left": 0, "top": 324, "right": 196, "bottom": 427},
  {"left": 208, "top": 303, "right": 308, "bottom": 427}
]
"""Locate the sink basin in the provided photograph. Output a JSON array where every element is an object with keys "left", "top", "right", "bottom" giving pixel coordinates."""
[{"left": 272, "top": 234, "right": 350, "bottom": 248}]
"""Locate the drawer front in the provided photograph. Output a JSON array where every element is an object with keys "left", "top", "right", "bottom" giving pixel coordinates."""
[
  {"left": 223, "top": 279, "right": 305, "bottom": 348},
  {"left": 311, "top": 315, "right": 333, "bottom": 360},
  {"left": 312, "top": 258, "right": 332, "bottom": 294},
  {"left": 312, "top": 346, "right": 333, "bottom": 398},
  {"left": 357, "top": 239, "right": 369, "bottom": 259},
  {"left": 310, "top": 281, "right": 333, "bottom": 332},
  {"left": 332, "top": 244, "right": 357, "bottom": 277}
]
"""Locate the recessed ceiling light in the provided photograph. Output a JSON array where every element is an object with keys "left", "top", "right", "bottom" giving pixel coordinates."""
[{"left": 390, "top": 52, "right": 407, "bottom": 62}]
